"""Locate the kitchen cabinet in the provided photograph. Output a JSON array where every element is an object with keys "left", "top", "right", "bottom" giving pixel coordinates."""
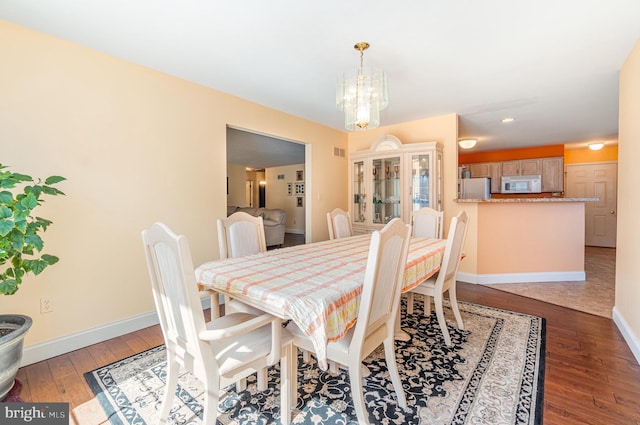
[
  {"left": 469, "top": 162, "right": 502, "bottom": 193},
  {"left": 350, "top": 135, "right": 443, "bottom": 234},
  {"left": 502, "top": 159, "right": 542, "bottom": 176},
  {"left": 541, "top": 157, "right": 564, "bottom": 192},
  {"left": 462, "top": 156, "right": 564, "bottom": 193},
  {"left": 469, "top": 162, "right": 491, "bottom": 178}
]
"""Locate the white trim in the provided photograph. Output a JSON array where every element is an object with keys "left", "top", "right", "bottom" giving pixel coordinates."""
[
  {"left": 612, "top": 306, "right": 640, "bottom": 366},
  {"left": 285, "top": 228, "right": 304, "bottom": 235},
  {"left": 456, "top": 271, "right": 585, "bottom": 284},
  {"left": 21, "top": 297, "right": 212, "bottom": 367},
  {"left": 456, "top": 272, "right": 478, "bottom": 284}
]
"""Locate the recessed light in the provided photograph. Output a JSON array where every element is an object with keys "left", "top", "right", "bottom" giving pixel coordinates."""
[{"left": 500, "top": 117, "right": 515, "bottom": 123}]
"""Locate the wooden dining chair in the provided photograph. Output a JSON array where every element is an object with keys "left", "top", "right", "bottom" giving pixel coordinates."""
[
  {"left": 142, "top": 222, "right": 294, "bottom": 425},
  {"left": 327, "top": 208, "right": 353, "bottom": 239},
  {"left": 409, "top": 211, "right": 469, "bottom": 346},
  {"left": 218, "top": 211, "right": 267, "bottom": 259},
  {"left": 406, "top": 207, "right": 445, "bottom": 313},
  {"left": 217, "top": 211, "right": 271, "bottom": 390},
  {"left": 287, "top": 218, "right": 411, "bottom": 424},
  {"left": 411, "top": 207, "right": 444, "bottom": 239},
  {"left": 217, "top": 211, "right": 269, "bottom": 314}
]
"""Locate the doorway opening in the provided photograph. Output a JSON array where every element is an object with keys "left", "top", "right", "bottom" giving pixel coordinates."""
[{"left": 226, "top": 126, "right": 308, "bottom": 244}]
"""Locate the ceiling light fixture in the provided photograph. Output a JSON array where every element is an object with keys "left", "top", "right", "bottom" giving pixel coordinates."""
[
  {"left": 458, "top": 139, "right": 477, "bottom": 149},
  {"left": 588, "top": 142, "right": 604, "bottom": 151},
  {"left": 500, "top": 117, "right": 516, "bottom": 123},
  {"left": 336, "top": 42, "right": 388, "bottom": 131}
]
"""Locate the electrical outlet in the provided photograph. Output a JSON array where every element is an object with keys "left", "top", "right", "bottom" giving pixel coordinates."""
[{"left": 40, "top": 297, "right": 53, "bottom": 313}]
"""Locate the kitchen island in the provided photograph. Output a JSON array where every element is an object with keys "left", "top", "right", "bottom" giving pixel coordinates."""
[{"left": 455, "top": 197, "right": 598, "bottom": 284}]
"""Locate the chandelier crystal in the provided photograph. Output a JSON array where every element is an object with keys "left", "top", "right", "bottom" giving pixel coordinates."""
[{"left": 336, "top": 42, "right": 388, "bottom": 131}]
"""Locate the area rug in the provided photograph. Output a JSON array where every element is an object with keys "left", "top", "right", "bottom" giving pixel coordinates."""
[{"left": 85, "top": 300, "right": 545, "bottom": 424}]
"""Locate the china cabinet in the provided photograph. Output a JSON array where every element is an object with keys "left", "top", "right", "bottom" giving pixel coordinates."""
[{"left": 350, "top": 135, "right": 443, "bottom": 234}]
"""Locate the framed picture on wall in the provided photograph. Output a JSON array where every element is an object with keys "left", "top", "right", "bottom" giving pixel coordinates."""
[
  {"left": 287, "top": 182, "right": 293, "bottom": 196},
  {"left": 296, "top": 170, "right": 304, "bottom": 181},
  {"left": 294, "top": 182, "right": 304, "bottom": 195},
  {"left": 297, "top": 196, "right": 303, "bottom": 207}
]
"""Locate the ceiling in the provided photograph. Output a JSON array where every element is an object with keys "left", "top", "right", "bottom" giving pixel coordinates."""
[
  {"left": 2, "top": 1, "right": 639, "bottom": 156},
  {"left": 227, "top": 128, "right": 304, "bottom": 170}
]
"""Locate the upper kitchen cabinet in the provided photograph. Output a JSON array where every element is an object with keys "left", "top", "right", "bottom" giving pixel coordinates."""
[
  {"left": 541, "top": 157, "right": 564, "bottom": 192},
  {"left": 469, "top": 162, "right": 502, "bottom": 193},
  {"left": 502, "top": 159, "right": 542, "bottom": 176},
  {"left": 350, "top": 135, "right": 442, "bottom": 234}
]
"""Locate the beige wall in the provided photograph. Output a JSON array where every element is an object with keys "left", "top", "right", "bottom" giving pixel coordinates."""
[
  {"left": 477, "top": 202, "right": 584, "bottom": 274},
  {"left": 227, "top": 163, "right": 247, "bottom": 207},
  {"left": 0, "top": 20, "right": 347, "bottom": 349},
  {"left": 266, "top": 164, "right": 305, "bottom": 233},
  {"left": 616, "top": 38, "right": 640, "bottom": 360}
]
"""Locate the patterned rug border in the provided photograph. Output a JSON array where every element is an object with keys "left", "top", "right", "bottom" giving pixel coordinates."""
[{"left": 84, "top": 300, "right": 546, "bottom": 425}]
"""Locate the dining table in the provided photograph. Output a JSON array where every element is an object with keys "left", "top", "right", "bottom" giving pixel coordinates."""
[{"left": 195, "top": 233, "right": 446, "bottom": 370}]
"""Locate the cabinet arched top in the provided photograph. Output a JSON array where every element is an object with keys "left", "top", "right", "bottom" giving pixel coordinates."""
[{"left": 371, "top": 134, "right": 402, "bottom": 152}]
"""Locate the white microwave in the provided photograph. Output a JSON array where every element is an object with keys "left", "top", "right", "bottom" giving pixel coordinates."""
[{"left": 501, "top": 175, "right": 542, "bottom": 194}]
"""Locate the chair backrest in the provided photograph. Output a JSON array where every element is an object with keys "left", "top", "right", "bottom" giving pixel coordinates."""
[
  {"left": 412, "top": 207, "right": 444, "bottom": 239},
  {"left": 217, "top": 211, "right": 267, "bottom": 259},
  {"left": 141, "top": 222, "right": 209, "bottom": 368},
  {"left": 353, "top": 218, "right": 411, "bottom": 342},
  {"left": 436, "top": 211, "right": 470, "bottom": 292},
  {"left": 327, "top": 208, "right": 353, "bottom": 239}
]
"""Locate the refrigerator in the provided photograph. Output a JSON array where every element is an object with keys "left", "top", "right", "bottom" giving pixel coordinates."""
[{"left": 460, "top": 177, "right": 491, "bottom": 199}]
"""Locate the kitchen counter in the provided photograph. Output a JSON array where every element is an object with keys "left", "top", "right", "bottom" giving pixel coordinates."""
[{"left": 456, "top": 197, "right": 598, "bottom": 203}]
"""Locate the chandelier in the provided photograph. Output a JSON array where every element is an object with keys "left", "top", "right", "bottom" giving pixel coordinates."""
[{"left": 336, "top": 42, "right": 388, "bottom": 131}]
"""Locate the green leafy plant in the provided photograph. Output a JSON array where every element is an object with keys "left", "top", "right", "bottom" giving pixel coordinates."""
[{"left": 0, "top": 164, "right": 66, "bottom": 295}]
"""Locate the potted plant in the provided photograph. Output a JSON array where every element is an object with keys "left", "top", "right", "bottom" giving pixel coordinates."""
[{"left": 0, "top": 164, "right": 65, "bottom": 400}]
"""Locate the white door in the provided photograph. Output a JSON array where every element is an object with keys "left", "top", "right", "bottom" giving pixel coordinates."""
[{"left": 565, "top": 163, "right": 617, "bottom": 247}]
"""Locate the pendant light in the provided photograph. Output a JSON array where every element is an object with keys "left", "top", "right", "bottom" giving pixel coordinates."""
[{"left": 336, "top": 42, "right": 388, "bottom": 131}]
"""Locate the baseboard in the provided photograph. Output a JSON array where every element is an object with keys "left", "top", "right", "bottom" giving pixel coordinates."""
[
  {"left": 456, "top": 272, "right": 478, "bottom": 284},
  {"left": 285, "top": 229, "right": 304, "bottom": 235},
  {"left": 21, "top": 296, "right": 213, "bottom": 367},
  {"left": 456, "top": 271, "right": 585, "bottom": 284},
  {"left": 612, "top": 306, "right": 640, "bottom": 366}
]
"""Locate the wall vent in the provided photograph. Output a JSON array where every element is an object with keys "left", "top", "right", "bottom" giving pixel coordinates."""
[{"left": 332, "top": 146, "right": 346, "bottom": 158}]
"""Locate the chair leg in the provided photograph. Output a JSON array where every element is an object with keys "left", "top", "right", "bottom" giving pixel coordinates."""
[
  {"left": 406, "top": 292, "right": 414, "bottom": 314},
  {"left": 434, "top": 292, "right": 451, "bottom": 346},
  {"left": 424, "top": 294, "right": 432, "bottom": 317},
  {"left": 301, "top": 349, "right": 310, "bottom": 363},
  {"left": 235, "top": 378, "right": 246, "bottom": 392},
  {"left": 159, "top": 353, "right": 179, "bottom": 424},
  {"left": 383, "top": 338, "right": 407, "bottom": 409},
  {"left": 348, "top": 359, "right": 370, "bottom": 425},
  {"left": 257, "top": 369, "right": 267, "bottom": 391},
  {"left": 210, "top": 292, "right": 221, "bottom": 319},
  {"left": 449, "top": 286, "right": 464, "bottom": 330},
  {"left": 202, "top": 372, "right": 220, "bottom": 425},
  {"left": 280, "top": 344, "right": 293, "bottom": 425}
]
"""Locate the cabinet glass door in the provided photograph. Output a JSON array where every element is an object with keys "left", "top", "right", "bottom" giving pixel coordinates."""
[
  {"left": 372, "top": 156, "right": 401, "bottom": 224},
  {"left": 352, "top": 160, "right": 365, "bottom": 223},
  {"left": 410, "top": 153, "right": 431, "bottom": 212}
]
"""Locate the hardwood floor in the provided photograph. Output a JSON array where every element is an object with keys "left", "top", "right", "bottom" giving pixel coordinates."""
[{"left": 15, "top": 280, "right": 640, "bottom": 424}]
